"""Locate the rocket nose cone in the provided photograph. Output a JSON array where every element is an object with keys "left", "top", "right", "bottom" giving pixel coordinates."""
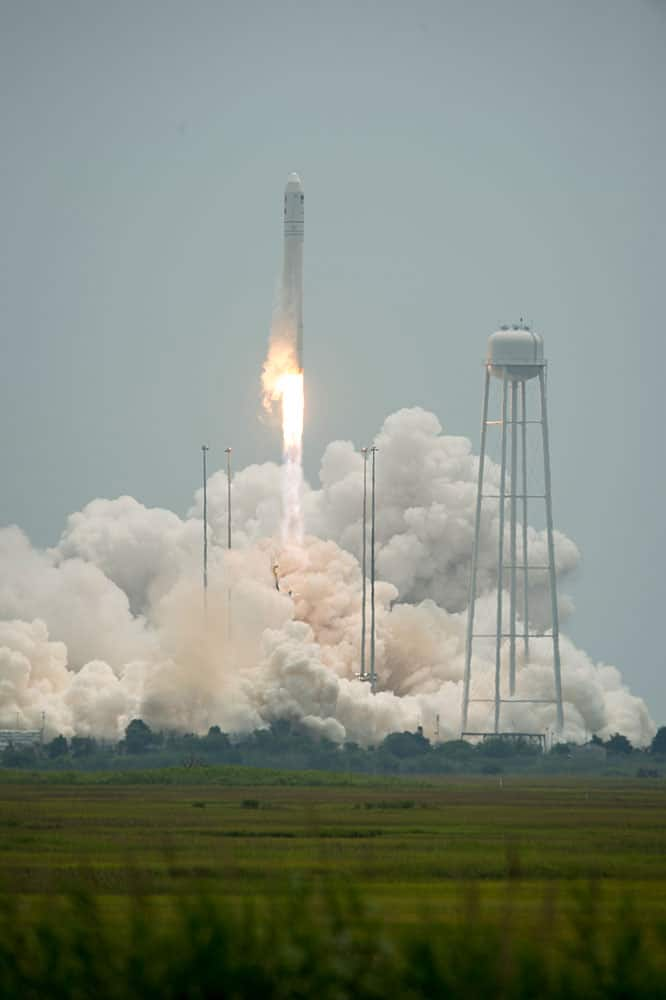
[{"left": 285, "top": 172, "right": 303, "bottom": 192}]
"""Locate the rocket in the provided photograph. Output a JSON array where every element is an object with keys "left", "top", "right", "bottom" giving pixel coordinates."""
[{"left": 283, "top": 172, "right": 304, "bottom": 371}]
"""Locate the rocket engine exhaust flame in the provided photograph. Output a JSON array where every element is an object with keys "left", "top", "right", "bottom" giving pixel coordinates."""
[
  {"left": 280, "top": 371, "right": 304, "bottom": 543},
  {"left": 279, "top": 372, "right": 304, "bottom": 458},
  {"left": 261, "top": 342, "right": 305, "bottom": 543}
]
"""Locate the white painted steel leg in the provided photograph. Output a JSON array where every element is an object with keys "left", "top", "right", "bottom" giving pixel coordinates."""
[
  {"left": 494, "top": 372, "right": 509, "bottom": 734},
  {"left": 225, "top": 448, "right": 233, "bottom": 640},
  {"left": 360, "top": 449, "right": 368, "bottom": 680},
  {"left": 521, "top": 381, "right": 529, "bottom": 662},
  {"left": 369, "top": 446, "right": 377, "bottom": 693},
  {"left": 538, "top": 368, "right": 564, "bottom": 733},
  {"left": 202, "top": 445, "right": 209, "bottom": 614},
  {"left": 509, "top": 380, "right": 518, "bottom": 696},
  {"left": 461, "top": 368, "right": 491, "bottom": 734}
]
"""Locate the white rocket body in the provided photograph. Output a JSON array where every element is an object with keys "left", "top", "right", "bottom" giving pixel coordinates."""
[{"left": 283, "top": 173, "right": 304, "bottom": 370}]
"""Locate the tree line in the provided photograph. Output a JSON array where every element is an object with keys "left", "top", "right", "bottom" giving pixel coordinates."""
[{"left": 2, "top": 720, "right": 665, "bottom": 776}]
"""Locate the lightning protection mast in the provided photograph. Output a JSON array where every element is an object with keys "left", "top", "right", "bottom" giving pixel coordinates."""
[
  {"left": 201, "top": 445, "right": 209, "bottom": 609},
  {"left": 360, "top": 447, "right": 368, "bottom": 681},
  {"left": 225, "top": 447, "right": 232, "bottom": 549},
  {"left": 369, "top": 445, "right": 378, "bottom": 693},
  {"left": 225, "top": 446, "right": 233, "bottom": 641}
]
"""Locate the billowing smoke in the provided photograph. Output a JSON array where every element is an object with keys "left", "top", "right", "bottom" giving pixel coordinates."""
[{"left": 0, "top": 408, "right": 655, "bottom": 746}]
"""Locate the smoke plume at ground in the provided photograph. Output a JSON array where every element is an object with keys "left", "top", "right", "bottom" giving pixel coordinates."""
[{"left": 0, "top": 408, "right": 655, "bottom": 746}]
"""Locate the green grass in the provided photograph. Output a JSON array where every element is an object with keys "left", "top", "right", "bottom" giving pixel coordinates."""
[
  {"left": 0, "top": 774, "right": 664, "bottom": 900},
  {"left": 2, "top": 880, "right": 666, "bottom": 998},
  {"left": 1, "top": 772, "right": 665, "bottom": 995},
  {"left": 0, "top": 763, "right": 420, "bottom": 787}
]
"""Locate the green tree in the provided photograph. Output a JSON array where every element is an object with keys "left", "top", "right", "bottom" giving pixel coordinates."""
[
  {"left": 125, "top": 719, "right": 153, "bottom": 754},
  {"left": 436, "top": 739, "right": 475, "bottom": 759},
  {"left": 606, "top": 732, "right": 633, "bottom": 755},
  {"left": 205, "top": 726, "right": 231, "bottom": 750},
  {"left": 478, "top": 737, "right": 514, "bottom": 758},
  {"left": 47, "top": 735, "right": 68, "bottom": 758},
  {"left": 382, "top": 730, "right": 431, "bottom": 758},
  {"left": 650, "top": 726, "right": 666, "bottom": 755},
  {"left": 71, "top": 736, "right": 96, "bottom": 758},
  {"left": 1, "top": 745, "right": 38, "bottom": 767}
]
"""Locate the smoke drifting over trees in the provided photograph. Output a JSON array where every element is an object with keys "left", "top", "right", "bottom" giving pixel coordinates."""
[{"left": 0, "top": 408, "right": 655, "bottom": 746}]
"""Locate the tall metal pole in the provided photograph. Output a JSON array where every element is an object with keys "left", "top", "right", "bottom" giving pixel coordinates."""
[
  {"left": 521, "top": 380, "right": 530, "bottom": 662},
  {"left": 538, "top": 368, "right": 564, "bottom": 733},
  {"left": 201, "top": 445, "right": 209, "bottom": 606},
  {"left": 360, "top": 447, "right": 368, "bottom": 680},
  {"left": 509, "top": 379, "right": 519, "bottom": 695},
  {"left": 369, "top": 445, "right": 378, "bottom": 693},
  {"left": 224, "top": 446, "right": 233, "bottom": 641},
  {"left": 462, "top": 367, "right": 491, "bottom": 733},
  {"left": 225, "top": 447, "right": 232, "bottom": 549},
  {"left": 494, "top": 372, "right": 509, "bottom": 733}
]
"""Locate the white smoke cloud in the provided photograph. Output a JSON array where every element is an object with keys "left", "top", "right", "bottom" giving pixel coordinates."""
[
  {"left": 306, "top": 407, "right": 580, "bottom": 624},
  {"left": 0, "top": 408, "right": 655, "bottom": 746},
  {"left": 0, "top": 526, "right": 156, "bottom": 672}
]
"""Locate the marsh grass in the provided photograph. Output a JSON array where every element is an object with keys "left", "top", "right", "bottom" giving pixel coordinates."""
[
  {"left": 1, "top": 881, "right": 665, "bottom": 998},
  {"left": 1, "top": 774, "right": 665, "bottom": 996}
]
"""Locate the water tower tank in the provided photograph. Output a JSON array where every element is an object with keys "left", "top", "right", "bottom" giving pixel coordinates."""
[{"left": 487, "top": 324, "right": 544, "bottom": 381}]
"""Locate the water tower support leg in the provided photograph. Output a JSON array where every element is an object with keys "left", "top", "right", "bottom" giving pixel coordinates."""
[
  {"left": 509, "top": 379, "right": 518, "bottom": 695},
  {"left": 521, "top": 380, "right": 529, "bottom": 662},
  {"left": 538, "top": 368, "right": 564, "bottom": 733},
  {"left": 494, "top": 372, "right": 509, "bottom": 734}
]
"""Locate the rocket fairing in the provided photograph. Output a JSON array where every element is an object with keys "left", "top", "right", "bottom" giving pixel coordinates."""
[{"left": 283, "top": 172, "right": 304, "bottom": 371}]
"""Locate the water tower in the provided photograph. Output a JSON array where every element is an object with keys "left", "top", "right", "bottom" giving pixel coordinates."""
[{"left": 461, "top": 324, "right": 564, "bottom": 736}]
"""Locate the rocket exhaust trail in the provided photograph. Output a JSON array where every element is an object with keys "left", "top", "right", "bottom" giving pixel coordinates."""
[
  {"left": 280, "top": 369, "right": 304, "bottom": 543},
  {"left": 262, "top": 173, "right": 305, "bottom": 543}
]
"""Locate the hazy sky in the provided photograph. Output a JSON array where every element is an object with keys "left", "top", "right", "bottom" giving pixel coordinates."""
[{"left": 1, "top": 0, "right": 665, "bottom": 721}]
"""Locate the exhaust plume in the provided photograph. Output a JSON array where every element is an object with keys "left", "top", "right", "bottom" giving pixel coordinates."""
[{"left": 0, "top": 408, "right": 655, "bottom": 747}]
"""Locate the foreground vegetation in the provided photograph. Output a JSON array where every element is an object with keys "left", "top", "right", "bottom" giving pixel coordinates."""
[
  {"left": 2, "top": 883, "right": 666, "bottom": 999},
  {"left": 2, "top": 773, "right": 664, "bottom": 996}
]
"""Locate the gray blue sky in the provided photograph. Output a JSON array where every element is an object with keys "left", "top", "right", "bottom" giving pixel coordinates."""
[{"left": 1, "top": 0, "right": 664, "bottom": 721}]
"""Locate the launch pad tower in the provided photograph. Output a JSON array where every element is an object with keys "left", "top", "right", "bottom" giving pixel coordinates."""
[{"left": 461, "top": 325, "right": 564, "bottom": 737}]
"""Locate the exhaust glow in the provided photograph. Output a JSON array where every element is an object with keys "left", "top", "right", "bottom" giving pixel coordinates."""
[
  {"left": 278, "top": 370, "right": 304, "bottom": 543},
  {"left": 261, "top": 173, "right": 306, "bottom": 545},
  {"left": 278, "top": 372, "right": 304, "bottom": 457}
]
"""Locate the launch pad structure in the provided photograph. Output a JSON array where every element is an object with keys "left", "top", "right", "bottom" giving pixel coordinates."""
[
  {"left": 463, "top": 731, "right": 548, "bottom": 752},
  {"left": 461, "top": 324, "right": 564, "bottom": 739}
]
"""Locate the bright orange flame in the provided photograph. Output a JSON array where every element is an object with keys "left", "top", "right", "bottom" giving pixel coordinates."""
[
  {"left": 262, "top": 339, "right": 304, "bottom": 542},
  {"left": 261, "top": 337, "right": 298, "bottom": 413}
]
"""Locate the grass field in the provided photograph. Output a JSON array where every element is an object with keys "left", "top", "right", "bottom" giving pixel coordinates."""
[
  {"left": 1, "top": 770, "right": 664, "bottom": 910},
  {"left": 1, "top": 769, "right": 665, "bottom": 996}
]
